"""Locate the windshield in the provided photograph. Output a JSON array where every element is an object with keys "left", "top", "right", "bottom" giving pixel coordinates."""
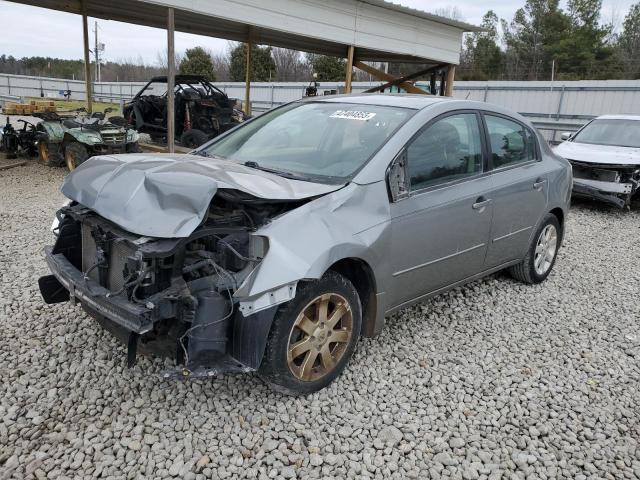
[
  {"left": 572, "top": 119, "right": 640, "bottom": 148},
  {"left": 200, "top": 102, "right": 414, "bottom": 182}
]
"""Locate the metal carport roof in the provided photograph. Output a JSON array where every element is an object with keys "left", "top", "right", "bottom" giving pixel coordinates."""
[
  {"left": 6, "top": 0, "right": 479, "bottom": 151},
  {"left": 9, "top": 0, "right": 479, "bottom": 65}
]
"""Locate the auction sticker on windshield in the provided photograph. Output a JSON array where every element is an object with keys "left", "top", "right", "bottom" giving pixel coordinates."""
[{"left": 330, "top": 110, "right": 377, "bottom": 121}]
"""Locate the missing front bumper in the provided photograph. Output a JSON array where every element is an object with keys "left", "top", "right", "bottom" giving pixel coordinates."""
[
  {"left": 572, "top": 179, "right": 635, "bottom": 209},
  {"left": 42, "top": 246, "right": 156, "bottom": 333}
]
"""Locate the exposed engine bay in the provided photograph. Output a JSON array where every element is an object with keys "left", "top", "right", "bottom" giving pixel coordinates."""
[{"left": 40, "top": 190, "right": 306, "bottom": 376}]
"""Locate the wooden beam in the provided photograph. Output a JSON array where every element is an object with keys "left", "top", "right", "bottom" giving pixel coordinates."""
[
  {"left": 353, "top": 61, "right": 425, "bottom": 95},
  {"left": 445, "top": 65, "right": 456, "bottom": 97},
  {"left": 345, "top": 45, "right": 355, "bottom": 93},
  {"left": 81, "top": 1, "right": 92, "bottom": 114},
  {"left": 244, "top": 32, "right": 252, "bottom": 116},
  {"left": 166, "top": 7, "right": 175, "bottom": 153},
  {"left": 364, "top": 63, "right": 447, "bottom": 93}
]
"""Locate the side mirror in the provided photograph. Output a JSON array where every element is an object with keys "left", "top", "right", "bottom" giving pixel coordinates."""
[
  {"left": 387, "top": 151, "right": 409, "bottom": 202},
  {"left": 560, "top": 132, "right": 572, "bottom": 141}
]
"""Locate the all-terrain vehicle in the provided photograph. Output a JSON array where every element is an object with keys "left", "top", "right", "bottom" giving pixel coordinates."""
[
  {"left": 123, "top": 75, "right": 245, "bottom": 148},
  {"left": 36, "top": 110, "right": 142, "bottom": 170},
  {"left": 0, "top": 118, "right": 39, "bottom": 159}
]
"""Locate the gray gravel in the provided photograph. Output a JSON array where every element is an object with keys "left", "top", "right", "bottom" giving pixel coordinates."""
[{"left": 1, "top": 162, "right": 640, "bottom": 480}]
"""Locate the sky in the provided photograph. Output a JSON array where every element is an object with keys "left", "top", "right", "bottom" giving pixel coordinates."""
[{"left": 0, "top": 0, "right": 637, "bottom": 64}]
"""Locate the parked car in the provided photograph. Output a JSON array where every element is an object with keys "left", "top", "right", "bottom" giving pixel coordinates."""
[
  {"left": 554, "top": 115, "right": 640, "bottom": 208},
  {"left": 39, "top": 95, "right": 571, "bottom": 394},
  {"left": 123, "top": 74, "right": 245, "bottom": 148}
]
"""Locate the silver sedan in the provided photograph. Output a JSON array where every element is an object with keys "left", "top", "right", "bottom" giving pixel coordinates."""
[{"left": 40, "top": 95, "right": 572, "bottom": 394}]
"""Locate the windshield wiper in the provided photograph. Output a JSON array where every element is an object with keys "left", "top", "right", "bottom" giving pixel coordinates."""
[
  {"left": 243, "top": 161, "right": 309, "bottom": 181},
  {"left": 192, "top": 150, "right": 210, "bottom": 157}
]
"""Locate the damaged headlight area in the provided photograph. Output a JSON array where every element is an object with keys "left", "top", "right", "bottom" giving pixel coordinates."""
[
  {"left": 39, "top": 190, "right": 304, "bottom": 377},
  {"left": 569, "top": 160, "right": 640, "bottom": 208}
]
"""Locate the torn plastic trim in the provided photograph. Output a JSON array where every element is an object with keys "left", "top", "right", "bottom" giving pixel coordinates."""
[
  {"left": 238, "top": 282, "right": 297, "bottom": 316},
  {"left": 573, "top": 178, "right": 633, "bottom": 195}
]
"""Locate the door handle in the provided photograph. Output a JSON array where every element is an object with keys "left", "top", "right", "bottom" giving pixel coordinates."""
[
  {"left": 472, "top": 197, "right": 492, "bottom": 210},
  {"left": 533, "top": 178, "right": 548, "bottom": 190}
]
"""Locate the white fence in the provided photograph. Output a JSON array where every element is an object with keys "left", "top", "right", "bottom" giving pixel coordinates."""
[{"left": 2, "top": 73, "right": 639, "bottom": 142}]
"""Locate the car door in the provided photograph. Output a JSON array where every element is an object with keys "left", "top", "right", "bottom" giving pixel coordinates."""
[
  {"left": 482, "top": 113, "right": 550, "bottom": 268},
  {"left": 388, "top": 111, "right": 494, "bottom": 308}
]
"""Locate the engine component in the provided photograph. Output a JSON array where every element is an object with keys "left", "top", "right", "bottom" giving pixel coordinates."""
[{"left": 187, "top": 290, "right": 231, "bottom": 365}]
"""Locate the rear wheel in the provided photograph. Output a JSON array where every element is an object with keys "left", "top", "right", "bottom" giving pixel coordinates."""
[
  {"left": 38, "top": 141, "right": 63, "bottom": 167},
  {"left": 180, "top": 128, "right": 209, "bottom": 149},
  {"left": 509, "top": 213, "right": 560, "bottom": 284},
  {"left": 259, "top": 271, "right": 361, "bottom": 395},
  {"left": 64, "top": 142, "right": 89, "bottom": 171}
]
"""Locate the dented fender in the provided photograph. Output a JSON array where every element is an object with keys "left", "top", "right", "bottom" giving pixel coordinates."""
[{"left": 235, "top": 181, "right": 392, "bottom": 306}]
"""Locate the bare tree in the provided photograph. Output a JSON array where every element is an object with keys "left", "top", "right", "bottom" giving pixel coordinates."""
[
  {"left": 433, "top": 6, "right": 464, "bottom": 21},
  {"left": 271, "top": 47, "right": 311, "bottom": 81},
  {"left": 211, "top": 51, "right": 230, "bottom": 81},
  {"left": 155, "top": 50, "right": 183, "bottom": 70}
]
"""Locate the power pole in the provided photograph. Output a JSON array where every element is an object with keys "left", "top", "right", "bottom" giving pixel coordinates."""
[{"left": 94, "top": 21, "right": 100, "bottom": 82}]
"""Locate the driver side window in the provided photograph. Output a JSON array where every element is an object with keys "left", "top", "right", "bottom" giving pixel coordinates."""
[{"left": 407, "top": 113, "right": 483, "bottom": 191}]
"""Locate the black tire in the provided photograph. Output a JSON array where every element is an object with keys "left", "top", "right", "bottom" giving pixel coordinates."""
[
  {"left": 259, "top": 271, "right": 362, "bottom": 395},
  {"left": 180, "top": 128, "right": 209, "bottom": 149},
  {"left": 64, "top": 142, "right": 89, "bottom": 171},
  {"left": 509, "top": 213, "right": 561, "bottom": 284},
  {"left": 126, "top": 141, "right": 142, "bottom": 153},
  {"left": 107, "top": 115, "right": 127, "bottom": 127},
  {"left": 38, "top": 141, "right": 64, "bottom": 167}
]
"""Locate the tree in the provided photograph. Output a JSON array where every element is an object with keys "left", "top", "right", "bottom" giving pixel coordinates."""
[
  {"left": 179, "top": 47, "right": 216, "bottom": 81},
  {"left": 502, "top": 0, "right": 572, "bottom": 80},
  {"left": 619, "top": 3, "right": 640, "bottom": 78},
  {"left": 433, "top": 6, "right": 464, "bottom": 21},
  {"left": 460, "top": 11, "right": 505, "bottom": 80},
  {"left": 229, "top": 44, "right": 276, "bottom": 81},
  {"left": 307, "top": 54, "right": 346, "bottom": 81},
  {"left": 272, "top": 47, "right": 309, "bottom": 81},
  {"left": 551, "top": 0, "right": 623, "bottom": 79}
]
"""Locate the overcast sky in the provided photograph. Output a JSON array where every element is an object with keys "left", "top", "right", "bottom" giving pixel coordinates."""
[{"left": 0, "top": 0, "right": 636, "bottom": 63}]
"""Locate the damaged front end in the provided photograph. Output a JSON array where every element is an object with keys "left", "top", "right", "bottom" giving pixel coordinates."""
[
  {"left": 569, "top": 160, "right": 640, "bottom": 208},
  {"left": 39, "top": 190, "right": 305, "bottom": 377}
]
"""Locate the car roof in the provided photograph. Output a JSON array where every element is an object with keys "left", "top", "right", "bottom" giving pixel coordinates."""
[
  {"left": 595, "top": 114, "right": 640, "bottom": 121},
  {"left": 305, "top": 93, "right": 453, "bottom": 110}
]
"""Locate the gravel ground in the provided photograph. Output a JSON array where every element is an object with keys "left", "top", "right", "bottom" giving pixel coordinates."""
[{"left": 1, "top": 161, "right": 639, "bottom": 480}]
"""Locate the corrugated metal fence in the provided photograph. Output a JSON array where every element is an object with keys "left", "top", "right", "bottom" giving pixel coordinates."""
[{"left": 1, "top": 73, "right": 639, "bottom": 142}]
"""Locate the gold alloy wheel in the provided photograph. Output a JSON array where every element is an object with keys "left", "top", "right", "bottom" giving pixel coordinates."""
[
  {"left": 287, "top": 293, "right": 353, "bottom": 382},
  {"left": 65, "top": 148, "right": 77, "bottom": 171},
  {"left": 38, "top": 142, "right": 50, "bottom": 164}
]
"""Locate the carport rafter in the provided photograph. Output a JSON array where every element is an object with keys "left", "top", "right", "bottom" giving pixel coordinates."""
[{"left": 362, "top": 63, "right": 450, "bottom": 95}]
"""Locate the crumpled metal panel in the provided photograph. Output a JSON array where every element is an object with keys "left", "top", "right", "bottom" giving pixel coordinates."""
[
  {"left": 236, "top": 181, "right": 392, "bottom": 300},
  {"left": 61, "top": 153, "right": 343, "bottom": 238}
]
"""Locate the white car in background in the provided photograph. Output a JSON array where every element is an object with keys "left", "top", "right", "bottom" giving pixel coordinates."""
[{"left": 554, "top": 115, "right": 640, "bottom": 208}]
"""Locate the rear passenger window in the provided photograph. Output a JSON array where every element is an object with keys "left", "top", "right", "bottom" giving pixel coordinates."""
[
  {"left": 407, "top": 113, "right": 483, "bottom": 191},
  {"left": 485, "top": 115, "right": 537, "bottom": 169}
]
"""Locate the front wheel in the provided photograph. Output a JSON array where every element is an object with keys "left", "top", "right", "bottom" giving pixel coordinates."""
[
  {"left": 180, "top": 128, "right": 209, "bottom": 149},
  {"left": 64, "top": 142, "right": 89, "bottom": 171},
  {"left": 259, "top": 271, "right": 362, "bottom": 395},
  {"left": 38, "top": 141, "right": 63, "bottom": 167},
  {"left": 509, "top": 213, "right": 561, "bottom": 284}
]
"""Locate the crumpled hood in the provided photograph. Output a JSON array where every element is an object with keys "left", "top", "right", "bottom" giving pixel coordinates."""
[
  {"left": 554, "top": 141, "right": 640, "bottom": 166},
  {"left": 61, "top": 153, "right": 342, "bottom": 238}
]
